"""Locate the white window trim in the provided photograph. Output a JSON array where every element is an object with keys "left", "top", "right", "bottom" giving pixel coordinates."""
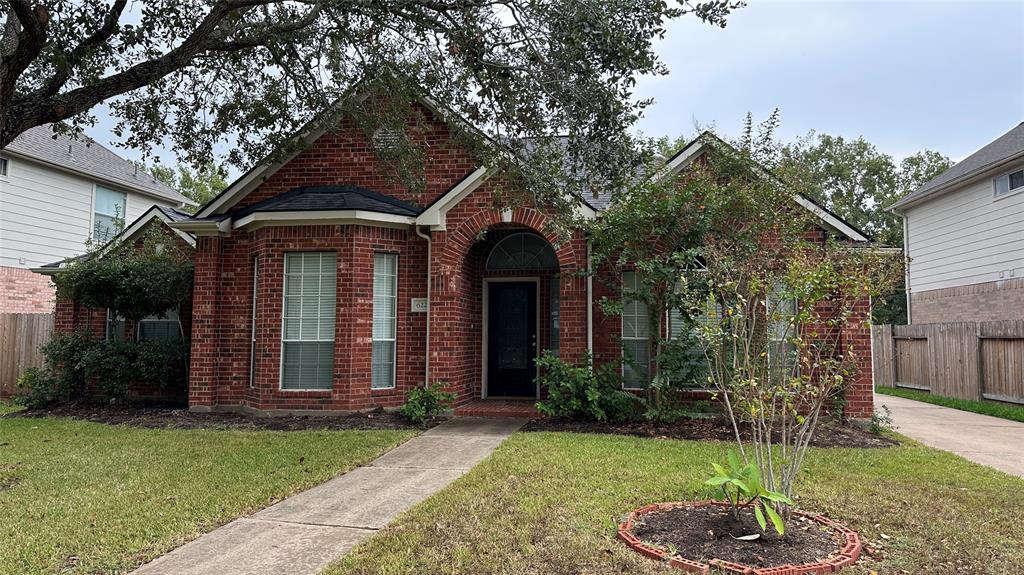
[
  {"left": 371, "top": 252, "right": 398, "bottom": 390},
  {"left": 0, "top": 156, "right": 9, "bottom": 179},
  {"left": 993, "top": 168, "right": 1024, "bottom": 200},
  {"left": 92, "top": 184, "right": 127, "bottom": 243},
  {"left": 621, "top": 271, "right": 650, "bottom": 390},
  {"left": 279, "top": 252, "right": 337, "bottom": 392}
]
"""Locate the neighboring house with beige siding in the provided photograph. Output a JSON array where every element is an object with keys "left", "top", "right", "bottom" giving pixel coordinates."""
[
  {"left": 0, "top": 126, "right": 190, "bottom": 313},
  {"left": 889, "top": 122, "right": 1024, "bottom": 324}
]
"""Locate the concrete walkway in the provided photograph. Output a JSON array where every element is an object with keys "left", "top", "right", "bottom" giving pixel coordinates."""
[
  {"left": 878, "top": 393, "right": 1024, "bottom": 478},
  {"left": 132, "top": 417, "right": 525, "bottom": 575}
]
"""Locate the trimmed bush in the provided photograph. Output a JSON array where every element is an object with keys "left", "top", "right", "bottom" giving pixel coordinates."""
[{"left": 535, "top": 351, "right": 639, "bottom": 422}]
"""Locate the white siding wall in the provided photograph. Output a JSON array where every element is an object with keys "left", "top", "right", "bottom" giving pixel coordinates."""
[
  {"left": 0, "top": 155, "right": 175, "bottom": 268},
  {"left": 906, "top": 159, "right": 1024, "bottom": 292}
]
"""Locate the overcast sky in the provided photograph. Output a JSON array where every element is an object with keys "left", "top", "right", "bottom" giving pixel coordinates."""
[
  {"left": 86, "top": 0, "right": 1024, "bottom": 171},
  {"left": 633, "top": 0, "right": 1024, "bottom": 161}
]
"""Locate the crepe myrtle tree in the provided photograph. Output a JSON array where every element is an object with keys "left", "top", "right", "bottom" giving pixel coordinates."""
[
  {"left": 681, "top": 126, "right": 903, "bottom": 522},
  {"left": 0, "top": 0, "right": 741, "bottom": 216},
  {"left": 588, "top": 144, "right": 717, "bottom": 409}
]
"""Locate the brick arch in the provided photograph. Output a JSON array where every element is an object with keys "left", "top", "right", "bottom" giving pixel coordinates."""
[{"left": 439, "top": 207, "right": 581, "bottom": 272}]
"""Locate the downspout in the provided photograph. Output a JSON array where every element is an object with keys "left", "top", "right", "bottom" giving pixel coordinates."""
[
  {"left": 902, "top": 214, "right": 912, "bottom": 324},
  {"left": 587, "top": 240, "right": 594, "bottom": 354},
  {"left": 415, "top": 225, "right": 432, "bottom": 386}
]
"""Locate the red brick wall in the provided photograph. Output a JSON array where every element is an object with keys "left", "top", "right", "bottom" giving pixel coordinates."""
[
  {"left": 232, "top": 103, "right": 478, "bottom": 213},
  {"left": 189, "top": 224, "right": 428, "bottom": 412},
  {"left": 1, "top": 266, "right": 56, "bottom": 313}
]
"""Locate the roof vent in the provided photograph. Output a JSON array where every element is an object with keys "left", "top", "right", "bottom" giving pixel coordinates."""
[{"left": 372, "top": 127, "right": 405, "bottom": 150}]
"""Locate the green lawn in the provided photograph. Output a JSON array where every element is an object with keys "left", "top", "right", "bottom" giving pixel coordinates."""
[
  {"left": 0, "top": 414, "right": 415, "bottom": 575},
  {"left": 326, "top": 432, "right": 1024, "bottom": 575},
  {"left": 877, "top": 385, "right": 1024, "bottom": 423}
]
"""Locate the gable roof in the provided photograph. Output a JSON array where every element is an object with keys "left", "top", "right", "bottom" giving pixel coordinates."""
[
  {"left": 889, "top": 122, "right": 1024, "bottom": 212},
  {"left": 5, "top": 125, "right": 189, "bottom": 205},
  {"left": 656, "top": 132, "right": 871, "bottom": 243},
  {"left": 31, "top": 205, "right": 196, "bottom": 275},
  {"left": 234, "top": 185, "right": 422, "bottom": 218}
]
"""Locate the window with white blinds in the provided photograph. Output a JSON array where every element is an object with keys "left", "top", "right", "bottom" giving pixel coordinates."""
[
  {"left": 281, "top": 252, "right": 336, "bottom": 390},
  {"left": 372, "top": 253, "right": 398, "bottom": 389},
  {"left": 137, "top": 308, "right": 182, "bottom": 342},
  {"left": 621, "top": 271, "right": 650, "bottom": 389},
  {"left": 767, "top": 285, "right": 799, "bottom": 378}
]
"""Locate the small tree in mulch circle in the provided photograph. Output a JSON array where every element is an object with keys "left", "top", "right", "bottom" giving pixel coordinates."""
[{"left": 679, "top": 120, "right": 903, "bottom": 531}]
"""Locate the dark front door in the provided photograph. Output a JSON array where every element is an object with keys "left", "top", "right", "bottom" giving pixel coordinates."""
[{"left": 487, "top": 281, "right": 537, "bottom": 397}]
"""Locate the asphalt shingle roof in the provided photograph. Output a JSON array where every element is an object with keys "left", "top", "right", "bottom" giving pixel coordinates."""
[
  {"left": 5, "top": 125, "right": 188, "bottom": 204},
  {"left": 232, "top": 185, "right": 422, "bottom": 218},
  {"left": 891, "top": 122, "right": 1024, "bottom": 210}
]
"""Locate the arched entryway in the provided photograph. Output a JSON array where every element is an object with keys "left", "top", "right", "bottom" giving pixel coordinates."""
[
  {"left": 477, "top": 230, "right": 560, "bottom": 397},
  {"left": 429, "top": 207, "right": 589, "bottom": 407}
]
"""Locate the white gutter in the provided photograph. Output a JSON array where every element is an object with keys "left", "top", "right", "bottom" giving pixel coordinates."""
[
  {"left": 903, "top": 215, "right": 912, "bottom": 324},
  {"left": 415, "top": 225, "right": 432, "bottom": 387}
]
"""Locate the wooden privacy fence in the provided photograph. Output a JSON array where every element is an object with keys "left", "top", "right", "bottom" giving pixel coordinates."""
[
  {"left": 872, "top": 321, "right": 1024, "bottom": 404},
  {"left": 0, "top": 313, "right": 54, "bottom": 397}
]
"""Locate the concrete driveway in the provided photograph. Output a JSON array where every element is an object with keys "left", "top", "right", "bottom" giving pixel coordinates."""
[{"left": 878, "top": 393, "right": 1024, "bottom": 478}]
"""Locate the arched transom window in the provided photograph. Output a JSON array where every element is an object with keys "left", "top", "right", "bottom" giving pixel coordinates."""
[{"left": 485, "top": 232, "right": 558, "bottom": 271}]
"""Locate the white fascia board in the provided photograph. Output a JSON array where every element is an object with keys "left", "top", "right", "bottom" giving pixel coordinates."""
[
  {"left": 169, "top": 218, "right": 233, "bottom": 236},
  {"left": 415, "top": 166, "right": 489, "bottom": 230},
  {"left": 791, "top": 195, "right": 869, "bottom": 242},
  {"left": 99, "top": 205, "right": 196, "bottom": 251},
  {"left": 575, "top": 200, "right": 597, "bottom": 221},
  {"left": 659, "top": 136, "right": 869, "bottom": 243},
  {"left": 34, "top": 207, "right": 197, "bottom": 276},
  {"left": 233, "top": 210, "right": 416, "bottom": 230}
]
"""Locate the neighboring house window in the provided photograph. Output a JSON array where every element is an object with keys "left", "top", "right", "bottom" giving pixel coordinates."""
[
  {"left": 94, "top": 186, "right": 127, "bottom": 242},
  {"left": 137, "top": 309, "right": 182, "bottom": 342},
  {"left": 0, "top": 157, "right": 8, "bottom": 177},
  {"left": 621, "top": 271, "right": 650, "bottom": 389},
  {"left": 994, "top": 168, "right": 1024, "bottom": 198},
  {"left": 372, "top": 253, "right": 398, "bottom": 390},
  {"left": 281, "top": 252, "right": 336, "bottom": 390},
  {"left": 250, "top": 256, "right": 259, "bottom": 388},
  {"left": 767, "top": 286, "right": 799, "bottom": 377}
]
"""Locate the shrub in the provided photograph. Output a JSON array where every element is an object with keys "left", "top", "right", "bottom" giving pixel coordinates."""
[
  {"left": 14, "top": 332, "right": 190, "bottom": 407},
  {"left": 400, "top": 382, "right": 456, "bottom": 424},
  {"left": 135, "top": 339, "right": 190, "bottom": 394},
  {"left": 535, "top": 351, "right": 639, "bottom": 422},
  {"left": 14, "top": 331, "right": 95, "bottom": 407},
  {"left": 13, "top": 368, "right": 61, "bottom": 409},
  {"left": 81, "top": 340, "right": 139, "bottom": 401}
]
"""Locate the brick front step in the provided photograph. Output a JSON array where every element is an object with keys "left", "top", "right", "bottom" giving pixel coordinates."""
[{"left": 454, "top": 399, "right": 539, "bottom": 418}]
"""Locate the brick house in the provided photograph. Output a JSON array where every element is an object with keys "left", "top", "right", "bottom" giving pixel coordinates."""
[
  {"left": 103, "top": 96, "right": 876, "bottom": 419},
  {"left": 34, "top": 205, "right": 196, "bottom": 402}
]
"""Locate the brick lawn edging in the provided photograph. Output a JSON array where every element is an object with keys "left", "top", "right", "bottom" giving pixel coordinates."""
[{"left": 617, "top": 501, "right": 862, "bottom": 575}]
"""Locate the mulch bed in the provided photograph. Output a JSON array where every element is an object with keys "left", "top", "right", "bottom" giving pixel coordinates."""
[
  {"left": 634, "top": 505, "right": 839, "bottom": 567},
  {"left": 522, "top": 417, "right": 898, "bottom": 449},
  {"left": 4, "top": 403, "right": 441, "bottom": 431}
]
